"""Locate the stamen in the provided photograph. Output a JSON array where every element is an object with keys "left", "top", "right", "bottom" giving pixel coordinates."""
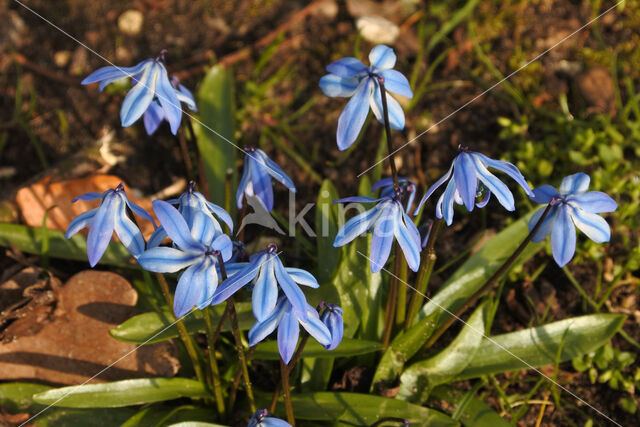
[{"left": 267, "top": 243, "right": 278, "bottom": 253}]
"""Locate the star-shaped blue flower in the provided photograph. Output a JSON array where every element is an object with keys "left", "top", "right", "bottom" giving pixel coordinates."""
[
  {"left": 414, "top": 148, "right": 534, "bottom": 225},
  {"left": 148, "top": 181, "right": 233, "bottom": 248},
  {"left": 137, "top": 200, "right": 233, "bottom": 317},
  {"left": 82, "top": 52, "right": 191, "bottom": 134},
  {"left": 319, "top": 44, "right": 413, "bottom": 150},
  {"left": 237, "top": 147, "right": 296, "bottom": 212},
  {"left": 248, "top": 409, "right": 291, "bottom": 427},
  {"left": 144, "top": 76, "right": 197, "bottom": 135},
  {"left": 248, "top": 295, "right": 331, "bottom": 363},
  {"left": 210, "top": 244, "right": 318, "bottom": 322},
  {"left": 319, "top": 303, "right": 344, "bottom": 351},
  {"left": 373, "top": 177, "right": 417, "bottom": 213},
  {"left": 529, "top": 172, "right": 617, "bottom": 267},
  {"left": 65, "top": 183, "right": 156, "bottom": 267},
  {"left": 333, "top": 195, "right": 421, "bottom": 273}
]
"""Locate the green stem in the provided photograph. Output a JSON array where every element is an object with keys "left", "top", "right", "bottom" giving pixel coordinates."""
[
  {"left": 154, "top": 273, "right": 205, "bottom": 385},
  {"left": 383, "top": 246, "right": 401, "bottom": 348},
  {"left": 269, "top": 333, "right": 310, "bottom": 413},
  {"left": 280, "top": 358, "right": 295, "bottom": 425},
  {"left": 395, "top": 253, "right": 408, "bottom": 328},
  {"left": 405, "top": 218, "right": 442, "bottom": 330},
  {"left": 377, "top": 79, "right": 399, "bottom": 191},
  {"left": 423, "top": 204, "right": 553, "bottom": 349},
  {"left": 203, "top": 307, "right": 226, "bottom": 417},
  {"left": 228, "top": 346, "right": 256, "bottom": 412}
]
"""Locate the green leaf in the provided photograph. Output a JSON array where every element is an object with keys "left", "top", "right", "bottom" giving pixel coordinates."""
[
  {"left": 122, "top": 405, "right": 217, "bottom": 427},
  {"left": 35, "top": 408, "right": 137, "bottom": 427},
  {"left": 168, "top": 423, "right": 227, "bottom": 427},
  {"left": 398, "top": 303, "right": 486, "bottom": 402},
  {"left": 430, "top": 386, "right": 510, "bottom": 427},
  {"left": 0, "top": 382, "right": 51, "bottom": 412},
  {"left": 454, "top": 314, "right": 625, "bottom": 380},
  {"left": 265, "top": 392, "right": 457, "bottom": 425},
  {"left": 110, "top": 302, "right": 253, "bottom": 344},
  {"left": 193, "top": 65, "right": 236, "bottom": 209},
  {"left": 371, "top": 310, "right": 440, "bottom": 389},
  {"left": 417, "top": 210, "right": 542, "bottom": 327},
  {"left": 315, "top": 179, "right": 340, "bottom": 285},
  {"left": 0, "top": 223, "right": 132, "bottom": 267},
  {"left": 32, "top": 378, "right": 208, "bottom": 408},
  {"left": 253, "top": 338, "right": 382, "bottom": 360}
]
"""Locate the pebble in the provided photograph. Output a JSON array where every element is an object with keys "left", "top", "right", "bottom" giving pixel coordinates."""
[
  {"left": 356, "top": 15, "right": 400, "bottom": 44},
  {"left": 118, "top": 9, "right": 144, "bottom": 36}
]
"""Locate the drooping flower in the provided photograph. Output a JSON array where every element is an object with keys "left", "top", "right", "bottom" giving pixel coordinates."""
[
  {"left": 333, "top": 196, "right": 421, "bottom": 273},
  {"left": 148, "top": 181, "right": 233, "bottom": 248},
  {"left": 65, "top": 183, "right": 156, "bottom": 267},
  {"left": 137, "top": 200, "right": 233, "bottom": 317},
  {"left": 319, "top": 302, "right": 343, "bottom": 351},
  {"left": 210, "top": 244, "right": 317, "bottom": 322},
  {"left": 81, "top": 51, "right": 191, "bottom": 134},
  {"left": 144, "top": 76, "right": 197, "bottom": 135},
  {"left": 414, "top": 147, "right": 534, "bottom": 225},
  {"left": 248, "top": 296, "right": 331, "bottom": 363},
  {"left": 237, "top": 147, "right": 296, "bottom": 212},
  {"left": 319, "top": 44, "right": 413, "bottom": 150},
  {"left": 373, "top": 177, "right": 417, "bottom": 213},
  {"left": 528, "top": 172, "right": 617, "bottom": 267},
  {"left": 248, "top": 409, "right": 291, "bottom": 427}
]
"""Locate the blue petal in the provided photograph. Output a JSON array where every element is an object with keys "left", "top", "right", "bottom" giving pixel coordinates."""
[
  {"left": 336, "top": 79, "right": 373, "bottom": 150},
  {"left": 370, "top": 83, "right": 405, "bottom": 130},
  {"left": 174, "top": 260, "right": 209, "bottom": 318},
  {"left": 438, "top": 178, "right": 458, "bottom": 226},
  {"left": 122, "top": 193, "right": 156, "bottom": 227},
  {"left": 551, "top": 207, "right": 576, "bottom": 267},
  {"left": 255, "top": 149, "right": 296, "bottom": 192},
  {"left": 252, "top": 257, "right": 279, "bottom": 321},
  {"left": 205, "top": 200, "right": 234, "bottom": 232},
  {"left": 470, "top": 155, "right": 515, "bottom": 211},
  {"left": 395, "top": 209, "right": 421, "bottom": 272},
  {"left": 260, "top": 417, "right": 292, "bottom": 427},
  {"left": 319, "top": 74, "right": 360, "bottom": 97},
  {"left": 369, "top": 45, "right": 396, "bottom": 71},
  {"left": 569, "top": 205, "right": 611, "bottom": 243},
  {"left": 284, "top": 268, "right": 319, "bottom": 288},
  {"left": 248, "top": 297, "right": 287, "bottom": 346},
  {"left": 236, "top": 156, "right": 252, "bottom": 209},
  {"left": 299, "top": 306, "right": 332, "bottom": 347},
  {"left": 65, "top": 208, "right": 97, "bottom": 238},
  {"left": 210, "top": 255, "right": 263, "bottom": 306},
  {"left": 113, "top": 203, "right": 145, "bottom": 257},
  {"left": 559, "top": 172, "right": 591, "bottom": 196},
  {"left": 153, "top": 200, "right": 203, "bottom": 252},
  {"left": 147, "top": 226, "right": 167, "bottom": 248},
  {"left": 273, "top": 257, "right": 309, "bottom": 321},
  {"left": 81, "top": 60, "right": 151, "bottom": 85},
  {"left": 333, "top": 203, "right": 382, "bottom": 247},
  {"left": 370, "top": 205, "right": 396, "bottom": 273},
  {"left": 529, "top": 206, "right": 558, "bottom": 242},
  {"left": 190, "top": 211, "right": 216, "bottom": 246},
  {"left": 531, "top": 185, "right": 561, "bottom": 204},
  {"left": 200, "top": 261, "right": 220, "bottom": 309},
  {"left": 155, "top": 64, "right": 182, "bottom": 134},
  {"left": 177, "top": 83, "right": 197, "bottom": 111},
  {"left": 277, "top": 304, "right": 300, "bottom": 364},
  {"left": 120, "top": 62, "right": 158, "bottom": 127},
  {"left": 321, "top": 309, "right": 344, "bottom": 350},
  {"left": 567, "top": 191, "right": 617, "bottom": 213},
  {"left": 372, "top": 177, "right": 394, "bottom": 191},
  {"left": 248, "top": 155, "right": 275, "bottom": 212},
  {"left": 380, "top": 69, "right": 413, "bottom": 98},
  {"left": 86, "top": 194, "right": 119, "bottom": 267},
  {"left": 453, "top": 153, "right": 478, "bottom": 211},
  {"left": 137, "top": 247, "right": 201, "bottom": 272},
  {"left": 475, "top": 153, "right": 533, "bottom": 197},
  {"left": 414, "top": 163, "right": 454, "bottom": 215},
  {"left": 72, "top": 192, "right": 103, "bottom": 202},
  {"left": 326, "top": 57, "right": 368, "bottom": 78},
  {"left": 143, "top": 101, "right": 164, "bottom": 135},
  {"left": 334, "top": 196, "right": 380, "bottom": 203},
  {"left": 212, "top": 234, "right": 233, "bottom": 261}
]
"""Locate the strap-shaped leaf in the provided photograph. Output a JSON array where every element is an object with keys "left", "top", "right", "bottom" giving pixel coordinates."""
[{"left": 253, "top": 338, "right": 382, "bottom": 360}]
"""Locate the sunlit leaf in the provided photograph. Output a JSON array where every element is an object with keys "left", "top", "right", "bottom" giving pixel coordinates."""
[
  {"left": 430, "top": 386, "right": 510, "bottom": 427},
  {"left": 253, "top": 338, "right": 382, "bottom": 360}
]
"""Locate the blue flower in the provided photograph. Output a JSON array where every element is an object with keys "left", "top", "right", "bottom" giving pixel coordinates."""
[
  {"left": 65, "top": 183, "right": 156, "bottom": 267},
  {"left": 333, "top": 196, "right": 421, "bottom": 273},
  {"left": 144, "top": 76, "right": 197, "bottom": 135},
  {"left": 137, "top": 200, "right": 233, "bottom": 317},
  {"left": 319, "top": 44, "right": 413, "bottom": 150},
  {"left": 373, "top": 177, "right": 417, "bottom": 213},
  {"left": 237, "top": 147, "right": 296, "bottom": 212},
  {"left": 82, "top": 51, "right": 190, "bottom": 134},
  {"left": 529, "top": 172, "right": 617, "bottom": 267},
  {"left": 210, "top": 244, "right": 317, "bottom": 322},
  {"left": 414, "top": 148, "right": 534, "bottom": 225},
  {"left": 148, "top": 181, "right": 233, "bottom": 248},
  {"left": 248, "top": 296, "right": 331, "bottom": 363},
  {"left": 319, "top": 303, "right": 343, "bottom": 350},
  {"left": 248, "top": 409, "right": 291, "bottom": 427}
]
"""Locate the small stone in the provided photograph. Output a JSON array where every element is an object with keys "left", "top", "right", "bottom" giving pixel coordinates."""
[
  {"left": 53, "top": 50, "right": 71, "bottom": 68},
  {"left": 356, "top": 15, "right": 400, "bottom": 45},
  {"left": 118, "top": 10, "right": 144, "bottom": 36}
]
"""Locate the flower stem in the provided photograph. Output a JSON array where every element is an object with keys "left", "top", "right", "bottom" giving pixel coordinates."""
[
  {"left": 203, "top": 306, "right": 226, "bottom": 417},
  {"left": 405, "top": 218, "right": 442, "bottom": 330},
  {"left": 154, "top": 273, "right": 205, "bottom": 385},
  {"left": 228, "top": 346, "right": 256, "bottom": 412},
  {"left": 268, "top": 333, "right": 310, "bottom": 413},
  {"left": 280, "top": 358, "right": 295, "bottom": 425},
  {"left": 423, "top": 204, "right": 553, "bottom": 349},
  {"left": 377, "top": 79, "right": 399, "bottom": 191},
  {"left": 383, "top": 246, "right": 401, "bottom": 348},
  {"left": 184, "top": 116, "right": 210, "bottom": 200},
  {"left": 216, "top": 253, "right": 256, "bottom": 413}
]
